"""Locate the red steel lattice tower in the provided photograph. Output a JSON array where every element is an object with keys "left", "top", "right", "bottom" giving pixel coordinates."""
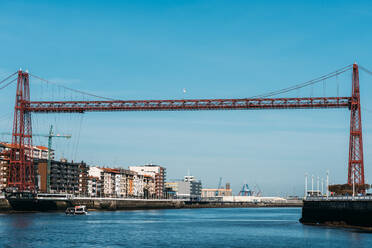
[
  {"left": 8, "top": 70, "right": 35, "bottom": 191},
  {"left": 348, "top": 64, "right": 365, "bottom": 185}
]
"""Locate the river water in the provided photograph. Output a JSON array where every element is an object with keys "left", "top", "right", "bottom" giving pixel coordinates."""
[{"left": 0, "top": 208, "right": 371, "bottom": 248}]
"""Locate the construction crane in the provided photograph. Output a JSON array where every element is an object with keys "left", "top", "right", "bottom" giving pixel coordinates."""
[
  {"left": 1, "top": 125, "right": 71, "bottom": 192},
  {"left": 215, "top": 177, "right": 222, "bottom": 196},
  {"left": 42, "top": 125, "right": 71, "bottom": 192}
]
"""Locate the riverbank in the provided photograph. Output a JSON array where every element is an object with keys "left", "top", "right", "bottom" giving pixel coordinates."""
[{"left": 0, "top": 196, "right": 302, "bottom": 213}]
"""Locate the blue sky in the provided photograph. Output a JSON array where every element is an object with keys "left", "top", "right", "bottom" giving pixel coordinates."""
[{"left": 1, "top": 0, "right": 372, "bottom": 195}]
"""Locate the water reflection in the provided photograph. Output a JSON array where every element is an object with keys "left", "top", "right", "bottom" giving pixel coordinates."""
[
  {"left": 0, "top": 209, "right": 371, "bottom": 248},
  {"left": 10, "top": 214, "right": 33, "bottom": 228},
  {"left": 2, "top": 214, "right": 35, "bottom": 248}
]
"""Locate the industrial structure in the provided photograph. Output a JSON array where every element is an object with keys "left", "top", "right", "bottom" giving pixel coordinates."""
[
  {"left": 201, "top": 183, "right": 233, "bottom": 198},
  {"left": 0, "top": 63, "right": 367, "bottom": 194},
  {"left": 238, "top": 184, "right": 253, "bottom": 196}
]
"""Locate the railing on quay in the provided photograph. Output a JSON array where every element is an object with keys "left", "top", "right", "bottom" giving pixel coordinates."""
[
  {"left": 305, "top": 195, "right": 372, "bottom": 201},
  {"left": 35, "top": 193, "right": 182, "bottom": 202}
]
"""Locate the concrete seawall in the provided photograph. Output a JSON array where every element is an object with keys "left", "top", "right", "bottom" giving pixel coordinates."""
[
  {"left": 71, "top": 198, "right": 184, "bottom": 210},
  {"left": 0, "top": 197, "right": 11, "bottom": 211},
  {"left": 300, "top": 198, "right": 372, "bottom": 228},
  {"left": 1, "top": 196, "right": 302, "bottom": 212}
]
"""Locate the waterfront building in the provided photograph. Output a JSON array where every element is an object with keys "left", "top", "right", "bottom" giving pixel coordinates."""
[
  {"left": 88, "top": 166, "right": 147, "bottom": 198},
  {"left": 1, "top": 141, "right": 79, "bottom": 194},
  {"left": 118, "top": 168, "right": 135, "bottom": 197},
  {"left": 117, "top": 169, "right": 143, "bottom": 197},
  {"left": 129, "top": 164, "right": 166, "bottom": 198},
  {"left": 88, "top": 166, "right": 104, "bottom": 181},
  {"left": 164, "top": 181, "right": 178, "bottom": 198},
  {"left": 87, "top": 176, "right": 102, "bottom": 197},
  {"left": 132, "top": 173, "right": 144, "bottom": 197},
  {"left": 201, "top": 188, "right": 233, "bottom": 198},
  {"left": 0, "top": 142, "right": 55, "bottom": 191},
  {"left": 88, "top": 167, "right": 106, "bottom": 197},
  {"left": 114, "top": 173, "right": 122, "bottom": 197},
  {"left": 116, "top": 169, "right": 128, "bottom": 197},
  {"left": 178, "top": 176, "right": 202, "bottom": 200},
  {"left": 164, "top": 181, "right": 179, "bottom": 193},
  {"left": 143, "top": 175, "right": 156, "bottom": 198},
  {"left": 166, "top": 176, "right": 202, "bottom": 200},
  {"left": 101, "top": 168, "right": 119, "bottom": 197},
  {"left": 78, "top": 162, "right": 89, "bottom": 195},
  {"left": 33, "top": 145, "right": 54, "bottom": 160},
  {"left": 36, "top": 158, "right": 81, "bottom": 194},
  {"left": 0, "top": 143, "right": 11, "bottom": 191}
]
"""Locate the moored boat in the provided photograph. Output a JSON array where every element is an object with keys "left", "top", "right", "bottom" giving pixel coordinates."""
[{"left": 65, "top": 205, "right": 88, "bottom": 215}]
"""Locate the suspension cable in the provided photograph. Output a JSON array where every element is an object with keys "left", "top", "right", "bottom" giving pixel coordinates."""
[
  {"left": 29, "top": 65, "right": 354, "bottom": 101},
  {"left": 250, "top": 64, "right": 353, "bottom": 98},
  {"left": 29, "top": 73, "right": 117, "bottom": 101},
  {"left": 0, "top": 71, "right": 17, "bottom": 85},
  {"left": 0, "top": 78, "right": 17, "bottom": 90},
  {"left": 360, "top": 65, "right": 372, "bottom": 76}
]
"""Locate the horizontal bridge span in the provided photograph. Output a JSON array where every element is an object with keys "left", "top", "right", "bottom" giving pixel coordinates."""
[{"left": 26, "top": 97, "right": 351, "bottom": 113}]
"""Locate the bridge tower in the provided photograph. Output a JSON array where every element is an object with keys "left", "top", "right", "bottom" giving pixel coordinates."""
[
  {"left": 8, "top": 70, "right": 35, "bottom": 191},
  {"left": 348, "top": 64, "right": 365, "bottom": 186}
]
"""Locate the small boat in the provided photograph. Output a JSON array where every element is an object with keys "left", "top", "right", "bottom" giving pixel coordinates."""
[{"left": 65, "top": 205, "right": 88, "bottom": 215}]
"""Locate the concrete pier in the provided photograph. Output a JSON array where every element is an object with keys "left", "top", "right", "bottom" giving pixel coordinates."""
[{"left": 300, "top": 196, "right": 372, "bottom": 228}]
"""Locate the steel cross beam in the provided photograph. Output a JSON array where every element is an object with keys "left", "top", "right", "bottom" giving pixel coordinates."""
[{"left": 26, "top": 97, "right": 351, "bottom": 113}]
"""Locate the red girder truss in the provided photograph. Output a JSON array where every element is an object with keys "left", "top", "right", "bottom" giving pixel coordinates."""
[
  {"left": 8, "top": 64, "right": 365, "bottom": 191},
  {"left": 27, "top": 97, "right": 351, "bottom": 113}
]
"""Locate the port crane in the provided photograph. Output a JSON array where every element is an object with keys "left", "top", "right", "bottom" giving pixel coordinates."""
[
  {"left": 0, "top": 63, "right": 367, "bottom": 192},
  {"left": 238, "top": 184, "right": 253, "bottom": 196},
  {"left": 215, "top": 177, "right": 223, "bottom": 196}
]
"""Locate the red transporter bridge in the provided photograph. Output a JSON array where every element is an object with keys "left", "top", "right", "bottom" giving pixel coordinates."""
[{"left": 5, "top": 64, "right": 365, "bottom": 192}]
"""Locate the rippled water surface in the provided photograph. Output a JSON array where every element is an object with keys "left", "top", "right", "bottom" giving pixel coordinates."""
[{"left": 0, "top": 208, "right": 371, "bottom": 247}]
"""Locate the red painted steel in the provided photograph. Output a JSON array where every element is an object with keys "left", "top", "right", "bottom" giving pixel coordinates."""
[
  {"left": 8, "top": 71, "right": 35, "bottom": 191},
  {"left": 348, "top": 64, "right": 365, "bottom": 185},
  {"left": 26, "top": 97, "right": 351, "bottom": 113},
  {"left": 8, "top": 64, "right": 365, "bottom": 191}
]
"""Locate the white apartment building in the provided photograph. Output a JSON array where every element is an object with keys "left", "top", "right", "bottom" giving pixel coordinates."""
[
  {"left": 129, "top": 164, "right": 166, "bottom": 198},
  {"left": 132, "top": 173, "right": 144, "bottom": 197},
  {"left": 33, "top": 146, "right": 55, "bottom": 160},
  {"left": 87, "top": 176, "right": 102, "bottom": 197},
  {"left": 88, "top": 166, "right": 103, "bottom": 178},
  {"left": 102, "top": 168, "right": 117, "bottom": 197},
  {"left": 87, "top": 166, "right": 149, "bottom": 198}
]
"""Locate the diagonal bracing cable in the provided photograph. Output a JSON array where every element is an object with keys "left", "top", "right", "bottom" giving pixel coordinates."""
[
  {"left": 250, "top": 64, "right": 353, "bottom": 98},
  {"left": 29, "top": 73, "right": 118, "bottom": 101},
  {"left": 29, "top": 65, "right": 354, "bottom": 101},
  {"left": 360, "top": 65, "right": 372, "bottom": 76},
  {"left": 0, "top": 78, "right": 17, "bottom": 90},
  {"left": 0, "top": 71, "right": 17, "bottom": 85}
]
